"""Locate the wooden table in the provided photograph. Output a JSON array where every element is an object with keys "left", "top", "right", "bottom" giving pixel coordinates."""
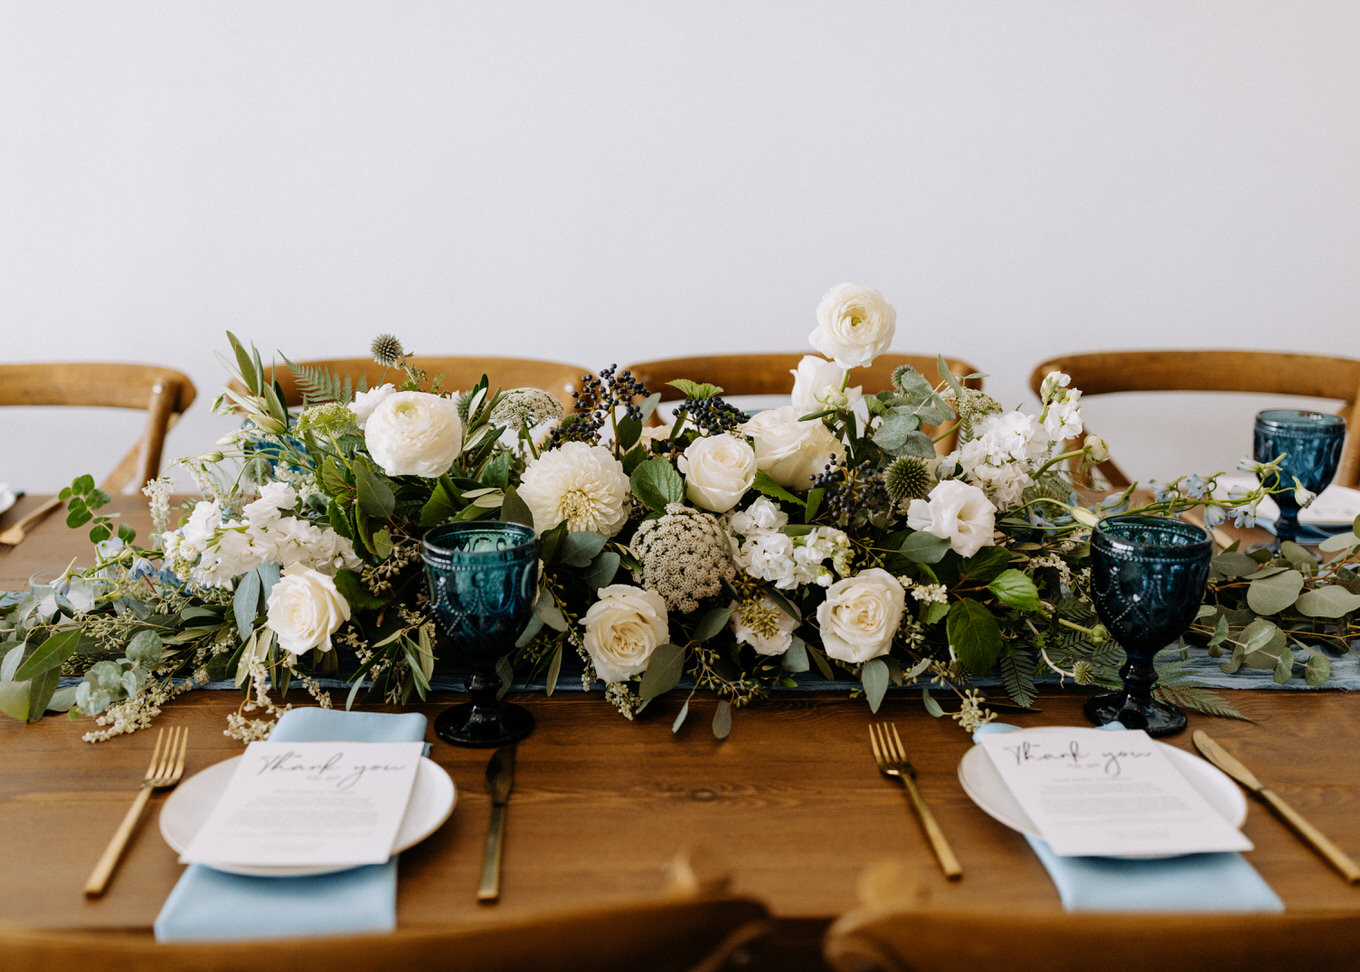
[{"left": 5, "top": 496, "right": 1360, "bottom": 969}]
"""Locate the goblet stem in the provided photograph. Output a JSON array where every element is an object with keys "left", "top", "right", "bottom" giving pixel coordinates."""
[{"left": 1082, "top": 652, "right": 1187, "bottom": 738}]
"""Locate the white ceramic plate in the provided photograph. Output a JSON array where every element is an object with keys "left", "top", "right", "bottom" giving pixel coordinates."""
[
  {"left": 958, "top": 729, "right": 1246, "bottom": 855},
  {"left": 0, "top": 484, "right": 15, "bottom": 516},
  {"left": 160, "top": 755, "right": 455, "bottom": 877},
  {"left": 1216, "top": 475, "right": 1360, "bottom": 530}
]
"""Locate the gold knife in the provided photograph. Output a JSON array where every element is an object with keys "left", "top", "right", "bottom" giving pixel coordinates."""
[
  {"left": 478, "top": 745, "right": 516, "bottom": 902},
  {"left": 1192, "top": 730, "right": 1360, "bottom": 884}
]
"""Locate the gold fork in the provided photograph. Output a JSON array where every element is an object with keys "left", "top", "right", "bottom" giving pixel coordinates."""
[
  {"left": 868, "top": 722, "right": 963, "bottom": 880},
  {"left": 84, "top": 726, "right": 189, "bottom": 896}
]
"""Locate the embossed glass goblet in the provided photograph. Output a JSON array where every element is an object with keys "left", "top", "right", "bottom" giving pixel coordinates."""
[
  {"left": 422, "top": 521, "right": 539, "bottom": 747},
  {"left": 1083, "top": 514, "right": 1213, "bottom": 738},
  {"left": 1253, "top": 409, "right": 1346, "bottom": 547}
]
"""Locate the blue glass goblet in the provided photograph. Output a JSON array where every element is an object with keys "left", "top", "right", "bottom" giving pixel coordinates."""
[
  {"left": 1253, "top": 409, "right": 1346, "bottom": 547},
  {"left": 1083, "top": 514, "right": 1213, "bottom": 738},
  {"left": 422, "top": 521, "right": 539, "bottom": 747}
]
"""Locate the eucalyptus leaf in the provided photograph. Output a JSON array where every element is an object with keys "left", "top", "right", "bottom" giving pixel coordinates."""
[
  {"left": 671, "top": 697, "right": 690, "bottom": 734},
  {"left": 561, "top": 531, "right": 608, "bottom": 568},
  {"left": 900, "top": 531, "right": 950, "bottom": 564},
  {"left": 1246, "top": 569, "right": 1304, "bottom": 615},
  {"left": 639, "top": 643, "right": 685, "bottom": 701},
  {"left": 712, "top": 700, "right": 732, "bottom": 740},
  {"left": 782, "top": 636, "right": 809, "bottom": 674},
  {"left": 14, "top": 628, "right": 81, "bottom": 680},
  {"left": 233, "top": 569, "right": 261, "bottom": 641},
  {"left": 354, "top": 458, "right": 396, "bottom": 520},
  {"left": 691, "top": 606, "right": 732, "bottom": 644},
  {"left": 545, "top": 643, "right": 563, "bottom": 695},
  {"left": 861, "top": 658, "right": 889, "bottom": 713},
  {"left": 1294, "top": 585, "right": 1360, "bottom": 618},
  {"left": 921, "top": 687, "right": 944, "bottom": 718},
  {"left": 582, "top": 550, "right": 621, "bottom": 589},
  {"left": 0, "top": 680, "right": 30, "bottom": 721},
  {"left": 500, "top": 486, "right": 534, "bottom": 527},
  {"left": 1304, "top": 652, "right": 1331, "bottom": 686}
]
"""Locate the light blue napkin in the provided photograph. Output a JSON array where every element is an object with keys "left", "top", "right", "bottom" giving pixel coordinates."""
[
  {"left": 154, "top": 708, "right": 429, "bottom": 942},
  {"left": 974, "top": 723, "right": 1283, "bottom": 913}
]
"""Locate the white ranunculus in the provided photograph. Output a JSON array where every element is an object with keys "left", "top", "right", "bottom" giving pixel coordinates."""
[
  {"left": 790, "top": 355, "right": 862, "bottom": 413},
  {"left": 808, "top": 283, "right": 897, "bottom": 369},
  {"left": 519, "top": 441, "right": 631, "bottom": 537},
  {"left": 815, "top": 568, "right": 906, "bottom": 664},
  {"left": 907, "top": 479, "right": 997, "bottom": 558},
  {"left": 349, "top": 383, "right": 397, "bottom": 429},
  {"left": 265, "top": 563, "right": 352, "bottom": 656},
  {"left": 730, "top": 596, "right": 800, "bottom": 656},
  {"left": 580, "top": 584, "right": 670, "bottom": 683},
  {"left": 678, "top": 434, "right": 756, "bottom": 513},
  {"left": 363, "top": 391, "right": 463, "bottom": 478},
  {"left": 742, "top": 405, "right": 844, "bottom": 490}
]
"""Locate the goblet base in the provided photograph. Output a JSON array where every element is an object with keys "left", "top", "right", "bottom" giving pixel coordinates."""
[
  {"left": 1083, "top": 692, "right": 1187, "bottom": 738},
  {"left": 435, "top": 701, "right": 535, "bottom": 748}
]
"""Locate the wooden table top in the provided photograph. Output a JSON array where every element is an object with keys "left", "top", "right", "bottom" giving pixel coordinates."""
[{"left": 5, "top": 495, "right": 1360, "bottom": 964}]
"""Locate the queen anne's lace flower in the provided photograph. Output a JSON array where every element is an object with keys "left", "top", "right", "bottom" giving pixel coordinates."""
[
  {"left": 519, "top": 441, "right": 631, "bottom": 537},
  {"left": 631, "top": 504, "right": 736, "bottom": 614},
  {"left": 490, "top": 388, "right": 565, "bottom": 430}
]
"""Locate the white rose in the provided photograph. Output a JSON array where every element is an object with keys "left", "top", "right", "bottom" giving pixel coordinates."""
[
  {"left": 265, "top": 563, "right": 352, "bottom": 655},
  {"left": 730, "top": 596, "right": 800, "bottom": 656},
  {"left": 742, "top": 405, "right": 844, "bottom": 490},
  {"left": 349, "top": 383, "right": 397, "bottom": 429},
  {"left": 790, "top": 355, "right": 862, "bottom": 413},
  {"left": 816, "top": 568, "right": 905, "bottom": 664},
  {"left": 519, "top": 441, "right": 631, "bottom": 537},
  {"left": 808, "top": 283, "right": 897, "bottom": 369},
  {"left": 580, "top": 584, "right": 670, "bottom": 683},
  {"left": 363, "top": 391, "right": 463, "bottom": 478},
  {"left": 677, "top": 434, "right": 756, "bottom": 513},
  {"left": 906, "top": 479, "right": 997, "bottom": 558}
]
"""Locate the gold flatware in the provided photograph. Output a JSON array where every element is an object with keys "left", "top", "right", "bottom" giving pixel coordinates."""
[
  {"left": 1192, "top": 730, "right": 1360, "bottom": 884},
  {"left": 478, "top": 744, "right": 516, "bottom": 903},
  {"left": 84, "top": 726, "right": 189, "bottom": 896},
  {"left": 868, "top": 722, "right": 962, "bottom": 880},
  {"left": 0, "top": 495, "right": 64, "bottom": 547}
]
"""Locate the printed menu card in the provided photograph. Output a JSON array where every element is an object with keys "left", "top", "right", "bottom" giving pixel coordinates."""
[
  {"left": 180, "top": 740, "right": 425, "bottom": 868},
  {"left": 977, "top": 728, "right": 1252, "bottom": 857}
]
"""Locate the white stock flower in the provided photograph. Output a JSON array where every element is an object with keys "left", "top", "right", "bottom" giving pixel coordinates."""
[
  {"left": 265, "top": 563, "right": 352, "bottom": 656},
  {"left": 790, "top": 355, "right": 862, "bottom": 413},
  {"left": 907, "top": 479, "right": 997, "bottom": 558},
  {"left": 242, "top": 481, "right": 298, "bottom": 523},
  {"left": 678, "top": 434, "right": 756, "bottom": 513},
  {"left": 349, "top": 383, "right": 397, "bottom": 429},
  {"left": 742, "top": 405, "right": 844, "bottom": 490},
  {"left": 729, "top": 496, "right": 788, "bottom": 535},
  {"left": 519, "top": 441, "right": 631, "bottom": 537},
  {"left": 816, "top": 568, "right": 906, "bottom": 664},
  {"left": 364, "top": 391, "right": 463, "bottom": 478},
  {"left": 581, "top": 584, "right": 670, "bottom": 683},
  {"left": 730, "top": 596, "right": 800, "bottom": 656},
  {"left": 1084, "top": 434, "right": 1110, "bottom": 464},
  {"left": 808, "top": 283, "right": 897, "bottom": 369}
]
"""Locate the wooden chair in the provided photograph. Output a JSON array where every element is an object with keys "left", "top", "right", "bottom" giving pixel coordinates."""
[
  {"left": 1029, "top": 350, "right": 1360, "bottom": 489},
  {"left": 621, "top": 353, "right": 983, "bottom": 453},
  {"left": 824, "top": 902, "right": 1360, "bottom": 972},
  {"left": 0, "top": 363, "right": 197, "bottom": 492},
  {"left": 249, "top": 357, "right": 591, "bottom": 412},
  {"left": 0, "top": 888, "right": 769, "bottom": 972}
]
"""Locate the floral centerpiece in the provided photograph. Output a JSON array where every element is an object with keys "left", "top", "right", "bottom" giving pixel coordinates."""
[{"left": 4, "top": 284, "right": 1360, "bottom": 742}]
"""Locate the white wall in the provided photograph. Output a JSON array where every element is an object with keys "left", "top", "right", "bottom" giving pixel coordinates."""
[{"left": 3, "top": 0, "right": 1358, "bottom": 495}]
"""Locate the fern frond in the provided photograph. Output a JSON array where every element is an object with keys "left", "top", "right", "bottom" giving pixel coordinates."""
[
  {"left": 280, "top": 356, "right": 356, "bottom": 406},
  {"left": 1153, "top": 683, "right": 1251, "bottom": 722},
  {"left": 998, "top": 650, "right": 1038, "bottom": 709}
]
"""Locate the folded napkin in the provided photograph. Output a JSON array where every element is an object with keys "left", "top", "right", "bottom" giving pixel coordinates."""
[
  {"left": 155, "top": 708, "right": 429, "bottom": 942},
  {"left": 974, "top": 723, "right": 1283, "bottom": 913}
]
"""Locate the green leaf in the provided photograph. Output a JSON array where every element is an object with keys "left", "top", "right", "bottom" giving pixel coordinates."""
[
  {"left": 500, "top": 486, "right": 534, "bottom": 528},
  {"left": 751, "top": 471, "right": 804, "bottom": 508},
  {"left": 1294, "top": 585, "right": 1360, "bottom": 618},
  {"left": 355, "top": 459, "right": 396, "bottom": 521},
  {"left": 712, "top": 700, "right": 733, "bottom": 740},
  {"left": 669, "top": 379, "right": 723, "bottom": 400},
  {"left": 782, "top": 635, "right": 809, "bottom": 673},
  {"left": 690, "top": 606, "right": 732, "bottom": 644},
  {"left": 807, "top": 643, "right": 835, "bottom": 681},
  {"left": 14, "top": 629, "right": 81, "bottom": 680},
  {"left": 861, "top": 658, "right": 889, "bottom": 713},
  {"left": 0, "top": 680, "right": 30, "bottom": 721},
  {"left": 946, "top": 599, "right": 1003, "bottom": 674},
  {"left": 630, "top": 457, "right": 685, "bottom": 512},
  {"left": 420, "top": 477, "right": 461, "bottom": 527},
  {"left": 582, "top": 550, "right": 621, "bottom": 589},
  {"left": 1247, "top": 569, "right": 1304, "bottom": 615},
  {"left": 988, "top": 569, "right": 1041, "bottom": 612},
  {"left": 233, "top": 570, "right": 262, "bottom": 641},
  {"left": 871, "top": 407, "right": 923, "bottom": 452},
  {"left": 671, "top": 698, "right": 690, "bottom": 734},
  {"left": 545, "top": 643, "right": 563, "bottom": 696},
  {"left": 26, "top": 666, "right": 60, "bottom": 722},
  {"left": 561, "top": 531, "right": 608, "bottom": 568},
  {"left": 639, "top": 643, "right": 685, "bottom": 701},
  {"left": 804, "top": 488, "right": 824, "bottom": 523},
  {"left": 332, "top": 569, "right": 388, "bottom": 610},
  {"left": 900, "top": 531, "right": 950, "bottom": 564},
  {"left": 1304, "top": 652, "right": 1331, "bottom": 686},
  {"left": 921, "top": 687, "right": 944, "bottom": 718}
]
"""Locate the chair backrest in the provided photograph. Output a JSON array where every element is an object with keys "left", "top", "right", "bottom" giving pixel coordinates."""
[
  {"left": 0, "top": 893, "right": 770, "bottom": 972},
  {"left": 823, "top": 903, "right": 1360, "bottom": 972},
  {"left": 1029, "top": 350, "right": 1360, "bottom": 489},
  {"left": 0, "top": 363, "right": 197, "bottom": 492},
  {"left": 622, "top": 353, "right": 984, "bottom": 453},
  {"left": 252, "top": 357, "right": 591, "bottom": 412}
]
